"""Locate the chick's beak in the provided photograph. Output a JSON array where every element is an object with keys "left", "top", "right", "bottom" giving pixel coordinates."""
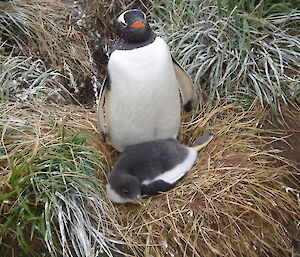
[
  {"left": 132, "top": 195, "right": 144, "bottom": 206},
  {"left": 130, "top": 21, "right": 145, "bottom": 28}
]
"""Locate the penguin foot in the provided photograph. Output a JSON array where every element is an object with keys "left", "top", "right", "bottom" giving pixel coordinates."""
[{"left": 192, "top": 133, "right": 213, "bottom": 152}]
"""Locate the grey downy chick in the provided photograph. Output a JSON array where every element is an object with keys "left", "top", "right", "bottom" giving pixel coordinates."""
[{"left": 106, "top": 133, "right": 213, "bottom": 205}]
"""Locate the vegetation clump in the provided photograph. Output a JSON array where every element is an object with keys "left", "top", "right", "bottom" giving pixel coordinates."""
[
  {"left": 152, "top": 0, "right": 300, "bottom": 110},
  {"left": 0, "top": 102, "right": 118, "bottom": 256}
]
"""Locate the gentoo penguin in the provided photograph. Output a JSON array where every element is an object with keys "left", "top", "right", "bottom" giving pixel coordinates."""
[
  {"left": 97, "top": 9, "right": 194, "bottom": 152},
  {"left": 106, "top": 133, "right": 213, "bottom": 205}
]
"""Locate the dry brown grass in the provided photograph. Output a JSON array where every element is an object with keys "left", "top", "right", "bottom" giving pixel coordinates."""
[
  {"left": 1, "top": 101, "right": 299, "bottom": 256},
  {"left": 103, "top": 103, "right": 299, "bottom": 257},
  {"left": 1, "top": 0, "right": 152, "bottom": 106},
  {"left": 0, "top": 102, "right": 116, "bottom": 256},
  {"left": 1, "top": 0, "right": 107, "bottom": 104}
]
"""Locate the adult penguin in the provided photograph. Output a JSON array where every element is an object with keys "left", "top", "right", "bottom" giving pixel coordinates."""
[
  {"left": 97, "top": 9, "right": 194, "bottom": 152},
  {"left": 106, "top": 133, "right": 213, "bottom": 205}
]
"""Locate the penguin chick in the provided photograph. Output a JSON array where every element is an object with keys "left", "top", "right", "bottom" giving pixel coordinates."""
[
  {"left": 106, "top": 133, "right": 213, "bottom": 205},
  {"left": 106, "top": 171, "right": 144, "bottom": 205},
  {"left": 97, "top": 9, "right": 194, "bottom": 151}
]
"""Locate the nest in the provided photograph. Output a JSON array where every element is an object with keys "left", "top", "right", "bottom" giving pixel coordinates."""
[{"left": 104, "top": 104, "right": 300, "bottom": 256}]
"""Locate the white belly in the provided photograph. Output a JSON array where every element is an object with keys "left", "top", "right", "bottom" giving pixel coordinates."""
[{"left": 107, "top": 37, "right": 181, "bottom": 151}]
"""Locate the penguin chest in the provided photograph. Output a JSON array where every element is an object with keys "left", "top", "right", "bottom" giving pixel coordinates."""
[{"left": 107, "top": 37, "right": 181, "bottom": 150}]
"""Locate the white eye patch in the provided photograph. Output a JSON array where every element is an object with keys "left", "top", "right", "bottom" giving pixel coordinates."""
[
  {"left": 117, "top": 9, "right": 147, "bottom": 26},
  {"left": 117, "top": 11, "right": 127, "bottom": 25}
]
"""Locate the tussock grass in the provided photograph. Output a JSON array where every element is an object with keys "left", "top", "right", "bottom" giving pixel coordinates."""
[
  {"left": 0, "top": 102, "right": 299, "bottom": 256},
  {"left": 1, "top": 1, "right": 300, "bottom": 256},
  {"left": 1, "top": 0, "right": 299, "bottom": 109},
  {"left": 0, "top": 0, "right": 150, "bottom": 105},
  {"left": 105, "top": 103, "right": 299, "bottom": 256},
  {"left": 0, "top": 102, "right": 119, "bottom": 256},
  {"left": 0, "top": 0, "right": 152, "bottom": 105},
  {"left": 0, "top": 0, "right": 98, "bottom": 104},
  {"left": 150, "top": 0, "right": 300, "bottom": 112},
  {"left": 0, "top": 55, "right": 73, "bottom": 103}
]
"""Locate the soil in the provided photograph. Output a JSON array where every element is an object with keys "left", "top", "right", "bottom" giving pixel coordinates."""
[
  {"left": 268, "top": 116, "right": 300, "bottom": 168},
  {"left": 264, "top": 110, "right": 300, "bottom": 255}
]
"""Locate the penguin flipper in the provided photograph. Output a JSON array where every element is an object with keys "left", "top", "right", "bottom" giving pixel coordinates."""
[
  {"left": 141, "top": 180, "right": 175, "bottom": 196},
  {"left": 96, "top": 75, "right": 110, "bottom": 142},
  {"left": 172, "top": 56, "right": 193, "bottom": 112}
]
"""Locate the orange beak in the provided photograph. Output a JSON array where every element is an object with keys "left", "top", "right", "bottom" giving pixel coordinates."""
[
  {"left": 132, "top": 196, "right": 144, "bottom": 206},
  {"left": 130, "top": 21, "right": 145, "bottom": 28}
]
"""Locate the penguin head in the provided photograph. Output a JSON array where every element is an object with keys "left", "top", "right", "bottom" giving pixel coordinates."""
[
  {"left": 108, "top": 170, "right": 144, "bottom": 205},
  {"left": 115, "top": 9, "right": 152, "bottom": 44}
]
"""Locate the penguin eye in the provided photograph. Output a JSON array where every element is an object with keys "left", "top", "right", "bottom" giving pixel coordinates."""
[{"left": 122, "top": 189, "right": 128, "bottom": 195}]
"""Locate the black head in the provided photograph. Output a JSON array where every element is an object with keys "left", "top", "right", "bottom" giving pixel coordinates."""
[
  {"left": 109, "top": 170, "right": 143, "bottom": 205},
  {"left": 115, "top": 9, "right": 152, "bottom": 44}
]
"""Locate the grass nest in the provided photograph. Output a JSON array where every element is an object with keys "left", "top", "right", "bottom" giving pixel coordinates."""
[
  {"left": 106, "top": 103, "right": 300, "bottom": 256},
  {"left": 1, "top": 101, "right": 299, "bottom": 256}
]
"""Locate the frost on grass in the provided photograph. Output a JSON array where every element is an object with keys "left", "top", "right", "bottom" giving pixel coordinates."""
[
  {"left": 2, "top": 0, "right": 299, "bottom": 109},
  {"left": 1, "top": 1, "right": 300, "bottom": 256},
  {"left": 151, "top": 0, "right": 300, "bottom": 110},
  {"left": 0, "top": 56, "right": 72, "bottom": 103},
  {"left": 0, "top": 0, "right": 100, "bottom": 104},
  {"left": 31, "top": 140, "right": 114, "bottom": 257}
]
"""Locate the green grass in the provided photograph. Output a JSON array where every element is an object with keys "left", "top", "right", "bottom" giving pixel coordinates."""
[
  {"left": 0, "top": 0, "right": 35, "bottom": 53},
  {"left": 0, "top": 113, "right": 116, "bottom": 256},
  {"left": 218, "top": 0, "right": 300, "bottom": 17},
  {"left": 150, "top": 0, "right": 300, "bottom": 112},
  {"left": 1, "top": 0, "right": 299, "bottom": 111}
]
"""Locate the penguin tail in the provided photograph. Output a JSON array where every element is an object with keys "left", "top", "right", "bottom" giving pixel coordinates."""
[
  {"left": 100, "top": 131, "right": 106, "bottom": 142},
  {"left": 191, "top": 133, "right": 213, "bottom": 152}
]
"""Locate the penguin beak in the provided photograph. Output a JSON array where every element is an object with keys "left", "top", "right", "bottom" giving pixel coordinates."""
[
  {"left": 130, "top": 21, "right": 145, "bottom": 28},
  {"left": 132, "top": 195, "right": 144, "bottom": 206}
]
